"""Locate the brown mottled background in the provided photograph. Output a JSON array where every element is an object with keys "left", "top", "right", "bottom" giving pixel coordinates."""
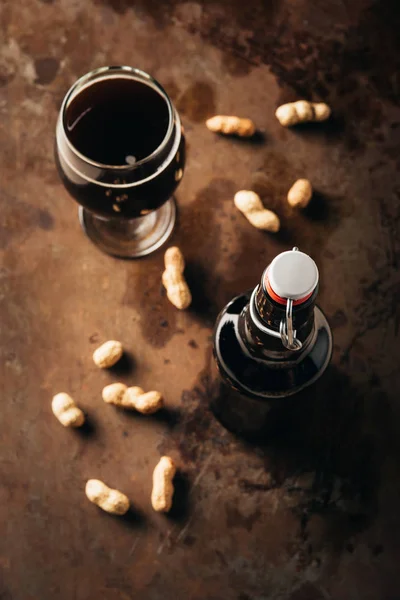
[{"left": 1, "top": 0, "right": 400, "bottom": 599}]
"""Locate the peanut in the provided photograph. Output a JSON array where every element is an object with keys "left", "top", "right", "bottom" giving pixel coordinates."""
[
  {"left": 162, "top": 247, "right": 192, "bottom": 310},
  {"left": 151, "top": 456, "right": 176, "bottom": 513},
  {"left": 51, "top": 393, "right": 85, "bottom": 427},
  {"left": 287, "top": 179, "right": 313, "bottom": 208},
  {"left": 93, "top": 340, "right": 123, "bottom": 368},
  {"left": 102, "top": 382, "right": 127, "bottom": 405},
  {"left": 206, "top": 115, "right": 256, "bottom": 137},
  {"left": 85, "top": 479, "right": 130, "bottom": 515},
  {"left": 275, "top": 101, "right": 331, "bottom": 127},
  {"left": 102, "top": 383, "right": 164, "bottom": 414},
  {"left": 124, "top": 387, "right": 163, "bottom": 414},
  {"left": 234, "top": 190, "right": 280, "bottom": 232}
]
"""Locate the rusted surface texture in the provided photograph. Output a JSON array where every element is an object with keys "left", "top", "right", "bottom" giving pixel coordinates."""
[{"left": 1, "top": 0, "right": 400, "bottom": 598}]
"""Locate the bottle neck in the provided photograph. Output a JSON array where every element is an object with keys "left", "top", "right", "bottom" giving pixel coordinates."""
[{"left": 238, "top": 279, "right": 318, "bottom": 361}]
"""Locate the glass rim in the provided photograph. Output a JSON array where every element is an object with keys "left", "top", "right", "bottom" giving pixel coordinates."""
[{"left": 60, "top": 65, "right": 175, "bottom": 171}]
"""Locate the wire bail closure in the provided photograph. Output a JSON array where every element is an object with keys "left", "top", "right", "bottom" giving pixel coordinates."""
[
  {"left": 278, "top": 247, "right": 302, "bottom": 351},
  {"left": 250, "top": 247, "right": 309, "bottom": 352},
  {"left": 249, "top": 286, "right": 303, "bottom": 352},
  {"left": 279, "top": 298, "right": 302, "bottom": 351}
]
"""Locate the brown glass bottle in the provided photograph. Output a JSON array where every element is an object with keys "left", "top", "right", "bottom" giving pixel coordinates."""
[{"left": 211, "top": 249, "right": 332, "bottom": 439}]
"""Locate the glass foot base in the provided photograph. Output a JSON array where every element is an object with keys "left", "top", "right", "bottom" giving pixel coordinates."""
[{"left": 79, "top": 197, "right": 176, "bottom": 258}]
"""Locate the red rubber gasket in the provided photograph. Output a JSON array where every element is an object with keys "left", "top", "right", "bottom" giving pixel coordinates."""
[{"left": 265, "top": 271, "right": 314, "bottom": 306}]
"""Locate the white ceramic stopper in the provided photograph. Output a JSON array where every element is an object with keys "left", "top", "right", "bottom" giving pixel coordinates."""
[{"left": 268, "top": 250, "right": 319, "bottom": 300}]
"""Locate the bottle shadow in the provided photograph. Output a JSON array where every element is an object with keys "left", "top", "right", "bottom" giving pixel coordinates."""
[{"left": 211, "top": 364, "right": 385, "bottom": 553}]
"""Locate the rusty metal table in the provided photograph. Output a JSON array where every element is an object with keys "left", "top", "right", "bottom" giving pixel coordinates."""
[{"left": 1, "top": 1, "right": 400, "bottom": 598}]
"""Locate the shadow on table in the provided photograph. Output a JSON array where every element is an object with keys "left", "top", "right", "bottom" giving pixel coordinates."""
[
  {"left": 108, "top": 351, "right": 135, "bottom": 376},
  {"left": 185, "top": 261, "right": 219, "bottom": 326},
  {"left": 117, "top": 405, "right": 182, "bottom": 428},
  {"left": 122, "top": 506, "right": 147, "bottom": 529},
  {"left": 167, "top": 471, "right": 191, "bottom": 523},
  {"left": 186, "top": 261, "right": 250, "bottom": 329},
  {"left": 217, "top": 129, "right": 266, "bottom": 146},
  {"left": 302, "top": 190, "right": 331, "bottom": 222},
  {"left": 288, "top": 112, "right": 346, "bottom": 140},
  {"left": 78, "top": 414, "right": 97, "bottom": 438},
  {"left": 211, "top": 363, "right": 387, "bottom": 552}
]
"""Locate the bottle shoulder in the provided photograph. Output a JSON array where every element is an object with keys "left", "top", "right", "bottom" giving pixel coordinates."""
[{"left": 213, "top": 295, "right": 332, "bottom": 399}]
